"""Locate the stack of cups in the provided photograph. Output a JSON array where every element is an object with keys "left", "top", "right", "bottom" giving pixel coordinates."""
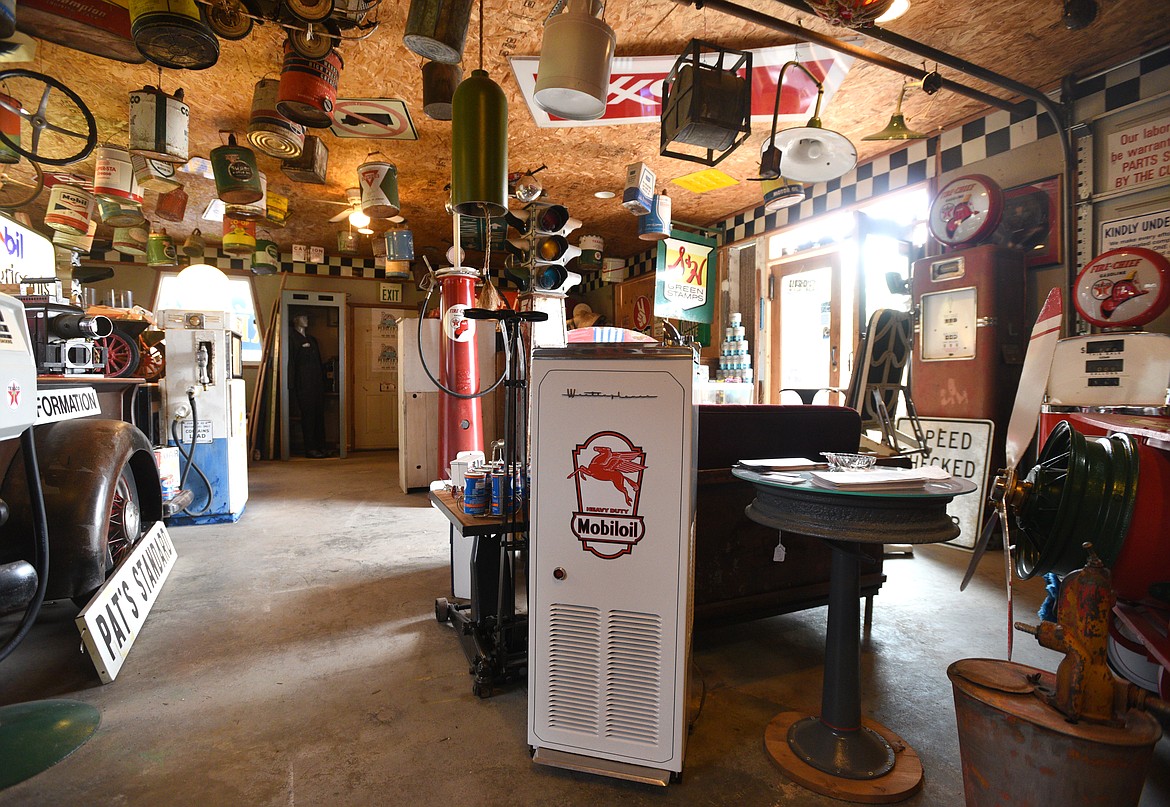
[{"left": 717, "top": 312, "right": 753, "bottom": 383}]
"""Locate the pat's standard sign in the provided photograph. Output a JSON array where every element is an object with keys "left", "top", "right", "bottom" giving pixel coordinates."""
[{"left": 76, "top": 521, "right": 178, "bottom": 683}]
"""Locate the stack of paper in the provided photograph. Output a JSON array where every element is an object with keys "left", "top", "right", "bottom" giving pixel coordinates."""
[
  {"left": 737, "top": 457, "right": 828, "bottom": 472},
  {"left": 807, "top": 466, "right": 952, "bottom": 491}
]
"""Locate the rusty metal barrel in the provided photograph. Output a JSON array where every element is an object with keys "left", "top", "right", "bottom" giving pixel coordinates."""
[{"left": 948, "top": 658, "right": 1161, "bottom": 807}]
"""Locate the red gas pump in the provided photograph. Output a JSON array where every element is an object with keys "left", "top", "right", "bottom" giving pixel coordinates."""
[
  {"left": 435, "top": 266, "right": 484, "bottom": 472},
  {"left": 911, "top": 175, "right": 1029, "bottom": 486}
]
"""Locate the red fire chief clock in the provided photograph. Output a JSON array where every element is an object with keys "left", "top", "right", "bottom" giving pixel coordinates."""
[{"left": 928, "top": 174, "right": 1004, "bottom": 247}]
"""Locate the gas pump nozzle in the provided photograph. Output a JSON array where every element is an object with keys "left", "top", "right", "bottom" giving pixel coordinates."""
[{"left": 195, "top": 343, "right": 210, "bottom": 389}]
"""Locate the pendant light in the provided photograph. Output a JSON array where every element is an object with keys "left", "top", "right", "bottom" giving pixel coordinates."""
[
  {"left": 451, "top": 0, "right": 508, "bottom": 217},
  {"left": 804, "top": 0, "right": 896, "bottom": 27},
  {"left": 533, "top": 0, "right": 616, "bottom": 121},
  {"left": 750, "top": 61, "right": 856, "bottom": 185},
  {"left": 761, "top": 177, "right": 805, "bottom": 210},
  {"left": 862, "top": 80, "right": 928, "bottom": 141}
]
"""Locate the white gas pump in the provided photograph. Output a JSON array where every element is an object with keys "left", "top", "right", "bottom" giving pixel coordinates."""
[{"left": 159, "top": 309, "right": 248, "bottom": 524}]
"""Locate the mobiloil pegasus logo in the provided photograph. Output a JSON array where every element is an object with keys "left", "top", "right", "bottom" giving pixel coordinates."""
[{"left": 567, "top": 431, "right": 647, "bottom": 559}]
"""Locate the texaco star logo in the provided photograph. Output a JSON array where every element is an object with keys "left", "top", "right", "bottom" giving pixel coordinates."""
[{"left": 7, "top": 381, "right": 20, "bottom": 409}]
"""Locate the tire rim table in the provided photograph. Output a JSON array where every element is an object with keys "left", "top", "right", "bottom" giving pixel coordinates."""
[{"left": 732, "top": 467, "right": 976, "bottom": 803}]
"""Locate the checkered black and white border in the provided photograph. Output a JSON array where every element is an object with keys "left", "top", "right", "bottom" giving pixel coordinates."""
[{"left": 89, "top": 248, "right": 402, "bottom": 279}]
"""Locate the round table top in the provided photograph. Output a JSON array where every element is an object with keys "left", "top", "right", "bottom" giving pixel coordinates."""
[
  {"left": 731, "top": 467, "right": 977, "bottom": 499},
  {"left": 732, "top": 467, "right": 977, "bottom": 545}
]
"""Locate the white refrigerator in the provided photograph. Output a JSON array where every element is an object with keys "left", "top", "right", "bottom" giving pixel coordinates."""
[{"left": 527, "top": 345, "right": 695, "bottom": 784}]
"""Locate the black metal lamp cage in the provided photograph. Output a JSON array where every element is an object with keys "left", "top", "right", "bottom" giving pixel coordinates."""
[{"left": 659, "top": 40, "right": 752, "bottom": 167}]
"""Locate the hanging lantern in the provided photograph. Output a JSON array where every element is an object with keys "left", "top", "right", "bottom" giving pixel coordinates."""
[
  {"left": 660, "top": 40, "right": 752, "bottom": 167},
  {"left": 803, "top": 0, "right": 896, "bottom": 27},
  {"left": 451, "top": 69, "right": 507, "bottom": 218}
]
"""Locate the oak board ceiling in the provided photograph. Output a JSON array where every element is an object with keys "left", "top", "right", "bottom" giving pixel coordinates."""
[{"left": 10, "top": 0, "right": 1170, "bottom": 266}]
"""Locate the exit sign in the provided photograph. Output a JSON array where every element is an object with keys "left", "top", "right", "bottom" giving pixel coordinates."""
[{"left": 380, "top": 282, "right": 402, "bottom": 303}]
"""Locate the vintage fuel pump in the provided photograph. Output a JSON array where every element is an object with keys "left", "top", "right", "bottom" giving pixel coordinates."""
[
  {"left": 912, "top": 175, "right": 1028, "bottom": 449},
  {"left": 159, "top": 309, "right": 249, "bottom": 524},
  {"left": 434, "top": 262, "right": 484, "bottom": 473}
]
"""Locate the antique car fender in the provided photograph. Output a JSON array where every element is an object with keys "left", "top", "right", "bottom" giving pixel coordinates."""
[{"left": 0, "top": 419, "right": 161, "bottom": 601}]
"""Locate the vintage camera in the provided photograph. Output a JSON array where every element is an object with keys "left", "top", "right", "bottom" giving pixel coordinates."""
[{"left": 19, "top": 298, "right": 113, "bottom": 375}]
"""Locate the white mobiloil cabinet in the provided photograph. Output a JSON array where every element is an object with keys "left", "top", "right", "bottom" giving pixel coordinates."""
[{"left": 528, "top": 345, "right": 696, "bottom": 784}]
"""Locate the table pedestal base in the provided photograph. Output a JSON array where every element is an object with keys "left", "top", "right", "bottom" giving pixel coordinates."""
[
  {"left": 789, "top": 715, "right": 895, "bottom": 778},
  {"left": 765, "top": 711, "right": 923, "bottom": 804}
]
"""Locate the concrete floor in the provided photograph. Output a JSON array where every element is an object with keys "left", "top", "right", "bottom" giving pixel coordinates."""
[{"left": 1, "top": 450, "right": 1166, "bottom": 806}]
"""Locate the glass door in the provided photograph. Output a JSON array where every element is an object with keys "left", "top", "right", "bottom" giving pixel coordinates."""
[{"left": 768, "top": 250, "right": 843, "bottom": 405}]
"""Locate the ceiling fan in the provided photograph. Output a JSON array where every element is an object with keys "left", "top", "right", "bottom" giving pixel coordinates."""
[{"left": 324, "top": 187, "right": 369, "bottom": 228}]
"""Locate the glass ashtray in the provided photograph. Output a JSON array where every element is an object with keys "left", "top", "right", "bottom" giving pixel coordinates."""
[{"left": 822, "top": 452, "right": 877, "bottom": 471}]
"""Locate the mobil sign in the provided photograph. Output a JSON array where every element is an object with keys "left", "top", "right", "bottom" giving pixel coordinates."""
[{"left": 510, "top": 43, "right": 852, "bottom": 128}]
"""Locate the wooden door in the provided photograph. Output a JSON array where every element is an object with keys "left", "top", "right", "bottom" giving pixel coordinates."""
[{"left": 352, "top": 307, "right": 399, "bottom": 449}]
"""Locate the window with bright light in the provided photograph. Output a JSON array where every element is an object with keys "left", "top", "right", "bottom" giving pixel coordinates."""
[{"left": 154, "top": 271, "right": 263, "bottom": 362}]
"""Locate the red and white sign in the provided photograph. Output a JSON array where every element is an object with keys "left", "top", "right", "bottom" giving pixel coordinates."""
[
  {"left": 567, "top": 430, "right": 647, "bottom": 559},
  {"left": 632, "top": 295, "right": 652, "bottom": 330},
  {"left": 1074, "top": 246, "right": 1170, "bottom": 328},
  {"left": 1105, "top": 116, "right": 1170, "bottom": 193},
  {"left": 329, "top": 98, "right": 418, "bottom": 140},
  {"left": 510, "top": 44, "right": 852, "bottom": 129}
]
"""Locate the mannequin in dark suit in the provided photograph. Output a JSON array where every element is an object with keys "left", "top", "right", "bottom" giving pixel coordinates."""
[{"left": 290, "top": 313, "right": 327, "bottom": 458}]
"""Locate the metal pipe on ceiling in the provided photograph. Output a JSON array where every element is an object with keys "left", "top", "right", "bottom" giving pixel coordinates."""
[
  {"left": 769, "top": 0, "right": 1066, "bottom": 127},
  {"left": 672, "top": 0, "right": 1019, "bottom": 112}
]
